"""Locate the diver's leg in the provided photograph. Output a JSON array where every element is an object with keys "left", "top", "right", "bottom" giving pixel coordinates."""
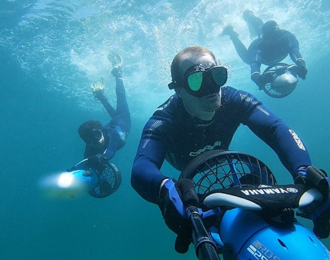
[
  {"left": 220, "top": 26, "right": 250, "bottom": 65},
  {"left": 114, "top": 78, "right": 131, "bottom": 133},
  {"left": 230, "top": 36, "right": 250, "bottom": 65},
  {"left": 115, "top": 78, "right": 128, "bottom": 113}
]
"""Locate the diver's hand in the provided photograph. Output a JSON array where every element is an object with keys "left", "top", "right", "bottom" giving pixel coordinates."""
[
  {"left": 92, "top": 89, "right": 105, "bottom": 100},
  {"left": 251, "top": 72, "right": 270, "bottom": 90},
  {"left": 295, "top": 166, "right": 330, "bottom": 238},
  {"left": 91, "top": 80, "right": 105, "bottom": 100},
  {"left": 87, "top": 156, "right": 109, "bottom": 174},
  {"left": 295, "top": 59, "right": 307, "bottom": 79},
  {"left": 158, "top": 178, "right": 199, "bottom": 254},
  {"left": 310, "top": 175, "right": 330, "bottom": 239}
]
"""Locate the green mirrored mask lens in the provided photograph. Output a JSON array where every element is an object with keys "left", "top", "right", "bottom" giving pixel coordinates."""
[
  {"left": 211, "top": 67, "right": 227, "bottom": 86},
  {"left": 187, "top": 72, "right": 203, "bottom": 91}
]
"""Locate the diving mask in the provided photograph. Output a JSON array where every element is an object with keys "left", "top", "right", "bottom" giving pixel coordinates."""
[{"left": 183, "top": 63, "right": 228, "bottom": 97}]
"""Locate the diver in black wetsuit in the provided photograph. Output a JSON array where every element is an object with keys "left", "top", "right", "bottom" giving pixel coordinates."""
[
  {"left": 78, "top": 53, "right": 130, "bottom": 163},
  {"left": 220, "top": 14, "right": 308, "bottom": 89},
  {"left": 131, "top": 46, "right": 313, "bottom": 254}
]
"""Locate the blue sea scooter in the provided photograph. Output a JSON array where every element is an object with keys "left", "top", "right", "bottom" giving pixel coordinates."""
[{"left": 179, "top": 150, "right": 330, "bottom": 260}]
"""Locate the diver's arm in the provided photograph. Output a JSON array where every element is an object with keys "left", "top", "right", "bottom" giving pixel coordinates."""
[
  {"left": 84, "top": 146, "right": 94, "bottom": 159},
  {"left": 131, "top": 118, "right": 169, "bottom": 204},
  {"left": 284, "top": 31, "right": 304, "bottom": 63},
  {"left": 249, "top": 39, "right": 263, "bottom": 81},
  {"left": 250, "top": 56, "right": 263, "bottom": 88},
  {"left": 250, "top": 62, "right": 261, "bottom": 81},
  {"left": 95, "top": 93, "right": 116, "bottom": 118},
  {"left": 97, "top": 73, "right": 126, "bottom": 118},
  {"left": 235, "top": 89, "right": 312, "bottom": 176},
  {"left": 284, "top": 30, "right": 307, "bottom": 78},
  {"left": 249, "top": 41, "right": 270, "bottom": 89},
  {"left": 250, "top": 47, "right": 262, "bottom": 75}
]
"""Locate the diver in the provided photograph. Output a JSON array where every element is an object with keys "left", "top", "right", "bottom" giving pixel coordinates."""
[
  {"left": 78, "top": 52, "right": 131, "bottom": 168},
  {"left": 130, "top": 46, "right": 328, "bottom": 255},
  {"left": 220, "top": 15, "right": 308, "bottom": 90},
  {"left": 243, "top": 9, "right": 264, "bottom": 39}
]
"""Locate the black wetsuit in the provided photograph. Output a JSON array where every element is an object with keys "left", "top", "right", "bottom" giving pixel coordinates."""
[
  {"left": 229, "top": 29, "right": 303, "bottom": 74},
  {"left": 249, "top": 29, "right": 303, "bottom": 75},
  {"left": 131, "top": 87, "right": 311, "bottom": 204},
  {"left": 84, "top": 77, "right": 130, "bottom": 160}
]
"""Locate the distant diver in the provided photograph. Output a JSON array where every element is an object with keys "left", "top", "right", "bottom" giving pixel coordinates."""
[
  {"left": 220, "top": 12, "right": 307, "bottom": 91},
  {"left": 78, "top": 52, "right": 131, "bottom": 165}
]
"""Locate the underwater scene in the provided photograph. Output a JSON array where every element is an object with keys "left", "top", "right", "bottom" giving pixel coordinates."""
[{"left": 1, "top": 0, "right": 330, "bottom": 259}]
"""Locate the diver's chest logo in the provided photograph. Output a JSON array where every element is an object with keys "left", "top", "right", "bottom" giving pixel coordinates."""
[{"left": 189, "top": 141, "right": 221, "bottom": 156}]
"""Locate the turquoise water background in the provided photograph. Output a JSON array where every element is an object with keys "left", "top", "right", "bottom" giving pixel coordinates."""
[{"left": 1, "top": 0, "right": 330, "bottom": 259}]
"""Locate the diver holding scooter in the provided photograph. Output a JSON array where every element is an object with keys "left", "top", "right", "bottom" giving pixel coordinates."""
[
  {"left": 63, "top": 156, "right": 121, "bottom": 199},
  {"left": 131, "top": 46, "right": 330, "bottom": 259},
  {"left": 78, "top": 51, "right": 130, "bottom": 163},
  {"left": 220, "top": 18, "right": 307, "bottom": 97},
  {"left": 41, "top": 52, "right": 128, "bottom": 199},
  {"left": 72, "top": 51, "right": 130, "bottom": 198}
]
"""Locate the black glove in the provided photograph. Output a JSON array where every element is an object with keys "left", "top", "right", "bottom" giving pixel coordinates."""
[
  {"left": 251, "top": 72, "right": 272, "bottom": 90},
  {"left": 86, "top": 156, "right": 109, "bottom": 175},
  {"left": 92, "top": 89, "right": 105, "bottom": 100},
  {"left": 310, "top": 174, "right": 330, "bottom": 239},
  {"left": 295, "top": 166, "right": 330, "bottom": 238},
  {"left": 295, "top": 59, "right": 308, "bottom": 79},
  {"left": 159, "top": 178, "right": 199, "bottom": 254},
  {"left": 111, "top": 66, "right": 122, "bottom": 78}
]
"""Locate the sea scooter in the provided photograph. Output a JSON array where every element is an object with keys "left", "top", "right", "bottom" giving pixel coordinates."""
[
  {"left": 41, "top": 158, "right": 121, "bottom": 199},
  {"left": 261, "top": 62, "right": 299, "bottom": 98},
  {"left": 179, "top": 150, "right": 330, "bottom": 260}
]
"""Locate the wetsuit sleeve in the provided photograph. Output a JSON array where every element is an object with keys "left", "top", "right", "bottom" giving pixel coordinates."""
[
  {"left": 84, "top": 146, "right": 94, "bottom": 159},
  {"left": 284, "top": 30, "right": 303, "bottom": 63},
  {"left": 96, "top": 93, "right": 116, "bottom": 118},
  {"left": 233, "top": 90, "right": 311, "bottom": 178},
  {"left": 131, "top": 117, "right": 170, "bottom": 204},
  {"left": 249, "top": 39, "right": 262, "bottom": 76}
]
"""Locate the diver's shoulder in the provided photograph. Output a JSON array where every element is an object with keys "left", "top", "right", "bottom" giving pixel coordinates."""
[
  {"left": 221, "top": 86, "right": 257, "bottom": 102},
  {"left": 153, "top": 94, "right": 181, "bottom": 117},
  {"left": 221, "top": 86, "right": 239, "bottom": 102},
  {"left": 280, "top": 29, "right": 295, "bottom": 37},
  {"left": 221, "top": 86, "right": 243, "bottom": 96}
]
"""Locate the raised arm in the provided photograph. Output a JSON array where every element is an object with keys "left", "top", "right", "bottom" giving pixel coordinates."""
[{"left": 91, "top": 81, "right": 116, "bottom": 118}]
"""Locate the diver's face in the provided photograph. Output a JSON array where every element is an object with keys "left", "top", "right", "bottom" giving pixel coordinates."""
[
  {"left": 88, "top": 129, "right": 105, "bottom": 148},
  {"left": 176, "top": 53, "right": 222, "bottom": 114},
  {"left": 178, "top": 87, "right": 221, "bottom": 113}
]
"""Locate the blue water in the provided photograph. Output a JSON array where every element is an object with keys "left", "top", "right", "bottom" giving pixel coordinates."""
[{"left": 1, "top": 0, "right": 330, "bottom": 259}]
